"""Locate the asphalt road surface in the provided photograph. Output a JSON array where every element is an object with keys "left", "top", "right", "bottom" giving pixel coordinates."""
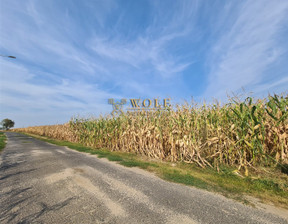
[{"left": 1, "top": 132, "right": 287, "bottom": 224}]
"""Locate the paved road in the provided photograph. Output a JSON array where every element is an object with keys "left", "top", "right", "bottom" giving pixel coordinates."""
[{"left": 0, "top": 132, "right": 287, "bottom": 224}]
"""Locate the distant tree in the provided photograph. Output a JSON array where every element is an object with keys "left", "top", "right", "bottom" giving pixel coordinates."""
[{"left": 1, "top": 118, "right": 15, "bottom": 130}]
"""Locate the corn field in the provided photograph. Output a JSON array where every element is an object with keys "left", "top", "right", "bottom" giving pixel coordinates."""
[{"left": 14, "top": 94, "right": 288, "bottom": 174}]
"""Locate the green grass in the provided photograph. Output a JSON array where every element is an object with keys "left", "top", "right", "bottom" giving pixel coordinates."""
[
  {"left": 20, "top": 132, "right": 288, "bottom": 209},
  {"left": 120, "top": 160, "right": 158, "bottom": 169},
  {"left": 0, "top": 132, "right": 7, "bottom": 153},
  {"left": 161, "top": 169, "right": 209, "bottom": 190}
]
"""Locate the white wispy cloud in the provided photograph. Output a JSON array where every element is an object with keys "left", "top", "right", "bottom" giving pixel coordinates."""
[
  {"left": 0, "top": 61, "right": 119, "bottom": 127},
  {"left": 1, "top": 0, "right": 287, "bottom": 128},
  {"left": 204, "top": 0, "right": 288, "bottom": 99},
  {"left": 89, "top": 0, "right": 198, "bottom": 78},
  {"left": 90, "top": 33, "right": 192, "bottom": 78}
]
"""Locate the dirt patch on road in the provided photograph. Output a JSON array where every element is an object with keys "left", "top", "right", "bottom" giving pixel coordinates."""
[
  {"left": 44, "top": 167, "right": 126, "bottom": 217},
  {"left": 45, "top": 165, "right": 197, "bottom": 224},
  {"left": 31, "top": 150, "right": 52, "bottom": 157}
]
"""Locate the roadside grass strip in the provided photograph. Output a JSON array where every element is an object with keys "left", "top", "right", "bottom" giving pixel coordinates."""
[
  {"left": 0, "top": 132, "right": 7, "bottom": 153},
  {"left": 19, "top": 132, "right": 288, "bottom": 209}
]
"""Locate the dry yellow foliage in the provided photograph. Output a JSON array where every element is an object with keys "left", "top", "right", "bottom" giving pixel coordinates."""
[{"left": 14, "top": 94, "right": 288, "bottom": 174}]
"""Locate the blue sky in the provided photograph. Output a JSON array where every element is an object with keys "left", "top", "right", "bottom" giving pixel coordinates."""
[{"left": 0, "top": 0, "right": 288, "bottom": 128}]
